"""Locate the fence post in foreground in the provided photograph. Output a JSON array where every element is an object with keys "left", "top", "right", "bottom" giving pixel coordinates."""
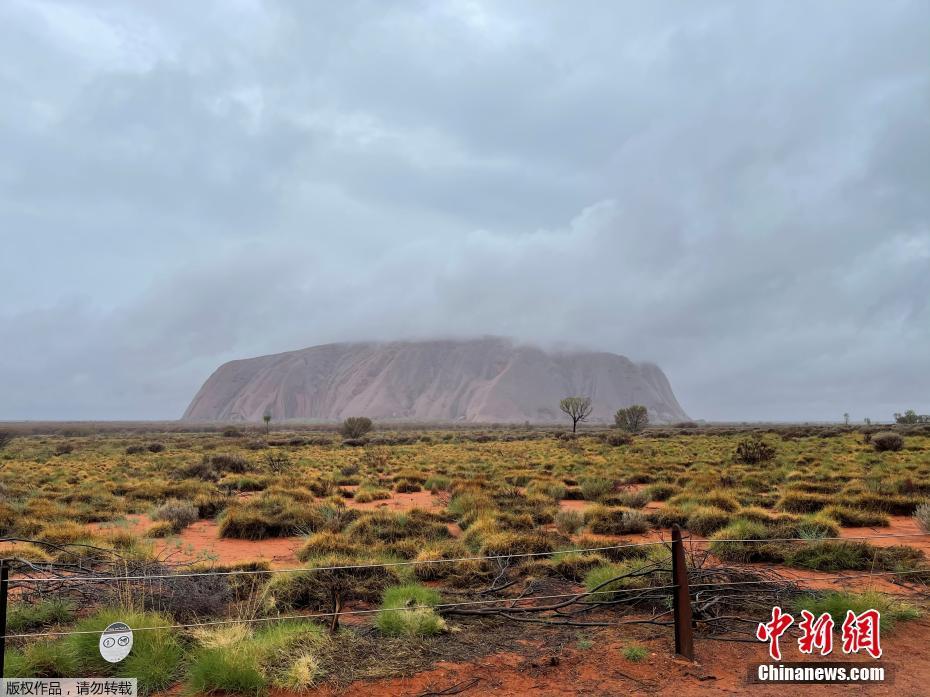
[
  {"left": 671, "top": 525, "right": 694, "bottom": 661},
  {"left": 0, "top": 558, "right": 9, "bottom": 678}
]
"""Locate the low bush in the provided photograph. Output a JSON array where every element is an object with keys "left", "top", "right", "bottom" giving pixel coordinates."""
[
  {"left": 548, "top": 551, "right": 607, "bottom": 581},
  {"left": 580, "top": 478, "right": 614, "bottom": 502},
  {"left": 584, "top": 506, "right": 649, "bottom": 535},
  {"left": 685, "top": 506, "right": 732, "bottom": 536},
  {"left": 7, "top": 599, "right": 74, "bottom": 633},
  {"left": 376, "top": 584, "right": 446, "bottom": 637},
  {"left": 795, "top": 591, "right": 920, "bottom": 631},
  {"left": 735, "top": 436, "right": 777, "bottom": 464},
  {"left": 623, "top": 644, "right": 649, "bottom": 662},
  {"left": 480, "top": 530, "right": 556, "bottom": 558},
  {"left": 345, "top": 510, "right": 449, "bottom": 545},
  {"left": 915, "top": 501, "right": 930, "bottom": 532},
  {"left": 709, "top": 519, "right": 785, "bottom": 564},
  {"left": 263, "top": 554, "right": 401, "bottom": 613},
  {"left": 354, "top": 486, "right": 392, "bottom": 503},
  {"left": 822, "top": 505, "right": 889, "bottom": 528},
  {"left": 555, "top": 509, "right": 584, "bottom": 535},
  {"left": 219, "top": 495, "right": 346, "bottom": 540},
  {"left": 68, "top": 609, "right": 183, "bottom": 694},
  {"left": 340, "top": 417, "right": 373, "bottom": 439},
  {"left": 297, "top": 531, "right": 366, "bottom": 561},
  {"left": 872, "top": 432, "right": 904, "bottom": 452},
  {"left": 425, "top": 475, "right": 451, "bottom": 492},
  {"left": 150, "top": 498, "right": 198, "bottom": 533},
  {"left": 187, "top": 621, "right": 327, "bottom": 693}
]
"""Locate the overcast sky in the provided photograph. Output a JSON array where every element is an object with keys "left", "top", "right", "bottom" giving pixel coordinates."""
[{"left": 1, "top": 1, "right": 928, "bottom": 422}]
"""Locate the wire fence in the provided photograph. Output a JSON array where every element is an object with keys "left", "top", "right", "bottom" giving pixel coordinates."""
[
  {"left": 4, "top": 531, "right": 928, "bottom": 584},
  {"left": 1, "top": 528, "right": 928, "bottom": 664}
]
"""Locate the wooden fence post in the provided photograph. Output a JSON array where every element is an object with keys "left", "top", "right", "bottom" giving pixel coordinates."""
[{"left": 671, "top": 525, "right": 694, "bottom": 660}]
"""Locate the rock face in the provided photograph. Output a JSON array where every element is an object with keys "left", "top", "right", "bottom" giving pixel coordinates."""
[{"left": 182, "top": 337, "right": 689, "bottom": 424}]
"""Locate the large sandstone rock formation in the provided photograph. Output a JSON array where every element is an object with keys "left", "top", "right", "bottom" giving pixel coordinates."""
[{"left": 183, "top": 337, "right": 689, "bottom": 424}]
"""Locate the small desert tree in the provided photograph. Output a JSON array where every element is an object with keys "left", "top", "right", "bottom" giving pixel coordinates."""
[
  {"left": 0, "top": 430, "right": 12, "bottom": 451},
  {"left": 615, "top": 405, "right": 649, "bottom": 433},
  {"left": 559, "top": 397, "right": 593, "bottom": 433},
  {"left": 262, "top": 410, "right": 272, "bottom": 434},
  {"left": 341, "top": 416, "right": 373, "bottom": 439},
  {"left": 843, "top": 412, "right": 850, "bottom": 426}
]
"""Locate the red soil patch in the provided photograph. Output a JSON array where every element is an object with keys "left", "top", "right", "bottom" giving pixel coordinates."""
[
  {"left": 158, "top": 519, "right": 303, "bottom": 568},
  {"left": 840, "top": 515, "right": 930, "bottom": 556},
  {"left": 92, "top": 515, "right": 303, "bottom": 568},
  {"left": 304, "top": 618, "right": 930, "bottom": 696},
  {"left": 345, "top": 490, "right": 442, "bottom": 512},
  {"left": 558, "top": 499, "right": 592, "bottom": 512}
]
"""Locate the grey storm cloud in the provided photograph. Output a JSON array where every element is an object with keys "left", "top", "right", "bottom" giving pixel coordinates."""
[{"left": 1, "top": 0, "right": 928, "bottom": 421}]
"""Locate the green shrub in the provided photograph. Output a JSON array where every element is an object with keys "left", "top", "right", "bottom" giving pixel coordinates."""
[
  {"left": 7, "top": 599, "right": 74, "bottom": 633},
  {"left": 580, "top": 478, "right": 614, "bottom": 502},
  {"left": 345, "top": 510, "right": 449, "bottom": 545},
  {"left": 785, "top": 541, "right": 925, "bottom": 573},
  {"left": 376, "top": 584, "right": 446, "bottom": 637},
  {"left": 872, "top": 432, "right": 904, "bottom": 452},
  {"left": 479, "top": 531, "right": 556, "bottom": 558},
  {"left": 644, "top": 482, "right": 678, "bottom": 501},
  {"left": 187, "top": 645, "right": 265, "bottom": 695},
  {"left": 394, "top": 479, "right": 422, "bottom": 493},
  {"left": 709, "top": 519, "right": 785, "bottom": 563},
  {"left": 263, "top": 554, "right": 401, "bottom": 613},
  {"left": 685, "top": 506, "right": 732, "bottom": 536},
  {"left": 623, "top": 644, "right": 648, "bottom": 662},
  {"left": 340, "top": 417, "right": 373, "bottom": 439},
  {"left": 151, "top": 498, "right": 198, "bottom": 532},
  {"left": 796, "top": 591, "right": 919, "bottom": 631},
  {"left": 4, "top": 641, "right": 79, "bottom": 678},
  {"left": 735, "top": 436, "right": 777, "bottom": 464},
  {"left": 297, "top": 531, "right": 365, "bottom": 561},
  {"left": 915, "top": 501, "right": 930, "bottom": 532},
  {"left": 555, "top": 509, "right": 584, "bottom": 534},
  {"left": 585, "top": 506, "right": 649, "bottom": 535},
  {"left": 424, "top": 475, "right": 451, "bottom": 492},
  {"left": 548, "top": 552, "right": 607, "bottom": 581},
  {"left": 67, "top": 609, "right": 182, "bottom": 694},
  {"left": 581, "top": 552, "right": 669, "bottom": 597},
  {"left": 354, "top": 486, "right": 392, "bottom": 503},
  {"left": 822, "top": 505, "right": 889, "bottom": 528}
]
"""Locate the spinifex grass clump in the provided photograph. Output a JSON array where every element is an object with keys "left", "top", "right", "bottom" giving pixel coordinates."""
[
  {"left": 187, "top": 621, "right": 328, "bottom": 693},
  {"left": 6, "top": 598, "right": 74, "bottom": 633},
  {"left": 796, "top": 591, "right": 920, "bottom": 631},
  {"left": 376, "top": 584, "right": 446, "bottom": 637},
  {"left": 584, "top": 505, "right": 649, "bottom": 535},
  {"left": 150, "top": 498, "right": 198, "bottom": 533},
  {"left": 7, "top": 609, "right": 183, "bottom": 693},
  {"left": 345, "top": 509, "right": 450, "bottom": 544},
  {"left": 915, "top": 501, "right": 930, "bottom": 532},
  {"left": 872, "top": 432, "right": 904, "bottom": 452}
]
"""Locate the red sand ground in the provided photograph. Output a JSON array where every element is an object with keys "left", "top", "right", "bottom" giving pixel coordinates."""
[
  {"left": 302, "top": 618, "right": 930, "bottom": 696},
  {"left": 344, "top": 489, "right": 442, "bottom": 512}
]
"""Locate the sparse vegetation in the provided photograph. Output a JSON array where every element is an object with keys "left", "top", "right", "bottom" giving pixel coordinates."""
[
  {"left": 340, "top": 417, "right": 374, "bottom": 439},
  {"left": 614, "top": 405, "right": 648, "bottom": 433},
  {"left": 1, "top": 424, "right": 928, "bottom": 690},
  {"left": 872, "top": 431, "right": 904, "bottom": 452}
]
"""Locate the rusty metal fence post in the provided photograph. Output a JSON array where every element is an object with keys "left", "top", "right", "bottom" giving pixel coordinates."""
[{"left": 671, "top": 525, "right": 694, "bottom": 660}]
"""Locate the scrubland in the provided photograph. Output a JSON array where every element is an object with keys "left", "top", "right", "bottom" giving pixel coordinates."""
[{"left": 1, "top": 423, "right": 929, "bottom": 693}]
